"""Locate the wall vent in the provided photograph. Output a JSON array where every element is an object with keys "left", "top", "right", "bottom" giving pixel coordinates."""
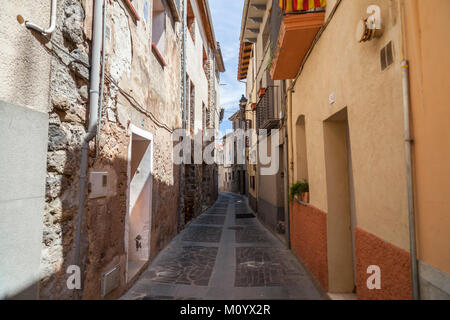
[
  {"left": 380, "top": 41, "right": 394, "bottom": 71},
  {"left": 101, "top": 265, "right": 120, "bottom": 298}
]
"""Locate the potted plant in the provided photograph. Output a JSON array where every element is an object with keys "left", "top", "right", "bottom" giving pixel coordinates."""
[
  {"left": 289, "top": 181, "right": 303, "bottom": 202},
  {"left": 289, "top": 180, "right": 310, "bottom": 203}
]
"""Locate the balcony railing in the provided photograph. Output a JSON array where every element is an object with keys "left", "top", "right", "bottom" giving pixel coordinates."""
[{"left": 256, "top": 86, "right": 281, "bottom": 131}]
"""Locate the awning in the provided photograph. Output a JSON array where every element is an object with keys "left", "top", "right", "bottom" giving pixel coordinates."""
[
  {"left": 238, "top": 42, "right": 253, "bottom": 81},
  {"left": 279, "top": 0, "right": 327, "bottom": 12}
]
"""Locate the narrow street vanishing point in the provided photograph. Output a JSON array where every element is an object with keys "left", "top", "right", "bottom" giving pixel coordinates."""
[
  {"left": 122, "top": 193, "right": 324, "bottom": 300},
  {"left": 1, "top": 0, "right": 449, "bottom": 302}
]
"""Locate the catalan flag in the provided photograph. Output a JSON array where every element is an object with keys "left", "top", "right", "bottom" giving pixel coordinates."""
[{"left": 279, "top": 0, "right": 327, "bottom": 12}]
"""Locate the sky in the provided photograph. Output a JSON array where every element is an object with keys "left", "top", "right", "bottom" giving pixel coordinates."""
[{"left": 209, "top": 0, "right": 246, "bottom": 139}]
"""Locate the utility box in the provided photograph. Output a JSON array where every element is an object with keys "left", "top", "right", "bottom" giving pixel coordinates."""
[
  {"left": 101, "top": 265, "right": 120, "bottom": 298},
  {"left": 89, "top": 171, "right": 109, "bottom": 199}
]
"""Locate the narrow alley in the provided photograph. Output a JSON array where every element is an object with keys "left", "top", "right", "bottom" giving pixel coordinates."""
[
  {"left": 122, "top": 193, "right": 324, "bottom": 300},
  {"left": 1, "top": 0, "right": 449, "bottom": 304}
]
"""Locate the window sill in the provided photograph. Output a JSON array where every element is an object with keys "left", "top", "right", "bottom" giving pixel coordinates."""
[
  {"left": 152, "top": 44, "right": 167, "bottom": 67},
  {"left": 123, "top": 0, "right": 140, "bottom": 21}
]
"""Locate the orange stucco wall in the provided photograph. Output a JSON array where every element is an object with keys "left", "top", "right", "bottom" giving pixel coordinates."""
[
  {"left": 355, "top": 227, "right": 412, "bottom": 300},
  {"left": 403, "top": 0, "right": 450, "bottom": 275},
  {"left": 290, "top": 201, "right": 329, "bottom": 290}
]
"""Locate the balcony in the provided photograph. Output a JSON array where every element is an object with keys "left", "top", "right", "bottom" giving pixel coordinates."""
[
  {"left": 270, "top": 11, "right": 325, "bottom": 80},
  {"left": 256, "top": 86, "right": 281, "bottom": 131}
]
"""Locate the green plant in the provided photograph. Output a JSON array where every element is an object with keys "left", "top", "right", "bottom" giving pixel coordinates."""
[
  {"left": 289, "top": 180, "right": 309, "bottom": 201},
  {"left": 301, "top": 180, "right": 309, "bottom": 193}
]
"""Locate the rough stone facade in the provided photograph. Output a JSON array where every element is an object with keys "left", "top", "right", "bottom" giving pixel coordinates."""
[
  {"left": 181, "top": 0, "right": 222, "bottom": 226},
  {"left": 40, "top": 0, "right": 184, "bottom": 299}
]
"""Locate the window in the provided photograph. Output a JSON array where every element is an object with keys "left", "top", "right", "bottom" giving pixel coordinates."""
[
  {"left": 206, "top": 107, "right": 211, "bottom": 128},
  {"left": 187, "top": 0, "right": 195, "bottom": 42},
  {"left": 152, "top": 0, "right": 166, "bottom": 65},
  {"left": 202, "top": 102, "right": 206, "bottom": 131},
  {"left": 296, "top": 116, "right": 308, "bottom": 182},
  {"left": 189, "top": 81, "right": 195, "bottom": 133},
  {"left": 203, "top": 47, "right": 209, "bottom": 78},
  {"left": 245, "top": 120, "right": 252, "bottom": 147}
]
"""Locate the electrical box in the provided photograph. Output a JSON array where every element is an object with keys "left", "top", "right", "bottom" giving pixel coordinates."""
[
  {"left": 88, "top": 171, "right": 109, "bottom": 199},
  {"left": 101, "top": 265, "right": 120, "bottom": 298}
]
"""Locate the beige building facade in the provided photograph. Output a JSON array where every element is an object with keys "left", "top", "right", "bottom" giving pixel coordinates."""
[{"left": 267, "top": 0, "right": 450, "bottom": 299}]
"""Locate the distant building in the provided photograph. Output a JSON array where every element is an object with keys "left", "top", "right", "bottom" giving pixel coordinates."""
[
  {"left": 238, "top": 0, "right": 450, "bottom": 300},
  {"left": 238, "top": 0, "right": 288, "bottom": 242}
]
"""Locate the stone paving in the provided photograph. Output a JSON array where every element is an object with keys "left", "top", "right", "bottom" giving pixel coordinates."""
[{"left": 121, "top": 193, "right": 326, "bottom": 300}]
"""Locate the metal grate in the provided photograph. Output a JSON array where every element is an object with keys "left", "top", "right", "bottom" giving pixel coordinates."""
[
  {"left": 256, "top": 86, "right": 280, "bottom": 130},
  {"left": 381, "top": 41, "right": 394, "bottom": 71}
]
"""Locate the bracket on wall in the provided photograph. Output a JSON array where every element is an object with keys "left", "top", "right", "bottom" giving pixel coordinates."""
[{"left": 356, "top": 5, "right": 384, "bottom": 42}]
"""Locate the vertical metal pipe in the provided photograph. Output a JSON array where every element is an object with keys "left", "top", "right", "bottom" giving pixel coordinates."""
[
  {"left": 74, "top": 0, "right": 104, "bottom": 269},
  {"left": 25, "top": 0, "right": 58, "bottom": 35},
  {"left": 402, "top": 60, "right": 420, "bottom": 300},
  {"left": 283, "top": 114, "right": 291, "bottom": 248},
  {"left": 286, "top": 80, "right": 294, "bottom": 249},
  {"left": 177, "top": 0, "right": 188, "bottom": 233},
  {"left": 96, "top": 0, "right": 108, "bottom": 158}
]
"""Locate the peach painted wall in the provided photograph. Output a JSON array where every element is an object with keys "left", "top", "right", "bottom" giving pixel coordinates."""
[
  {"left": 290, "top": 0, "right": 410, "bottom": 252},
  {"left": 403, "top": 0, "right": 450, "bottom": 275},
  {"left": 355, "top": 227, "right": 412, "bottom": 300}
]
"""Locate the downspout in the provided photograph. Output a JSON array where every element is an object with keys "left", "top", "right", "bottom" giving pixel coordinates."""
[
  {"left": 401, "top": 61, "right": 420, "bottom": 300},
  {"left": 399, "top": 0, "right": 420, "bottom": 300},
  {"left": 286, "top": 79, "right": 294, "bottom": 249},
  {"left": 74, "top": 0, "right": 104, "bottom": 268},
  {"left": 177, "top": 0, "right": 188, "bottom": 233},
  {"left": 283, "top": 90, "right": 291, "bottom": 249},
  {"left": 96, "top": 0, "right": 108, "bottom": 158},
  {"left": 25, "top": 0, "right": 57, "bottom": 35}
]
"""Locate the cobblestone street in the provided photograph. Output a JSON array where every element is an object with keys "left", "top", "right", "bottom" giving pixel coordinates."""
[{"left": 121, "top": 193, "right": 325, "bottom": 300}]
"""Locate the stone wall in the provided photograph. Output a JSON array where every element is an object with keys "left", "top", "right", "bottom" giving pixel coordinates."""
[{"left": 40, "top": 0, "right": 183, "bottom": 299}]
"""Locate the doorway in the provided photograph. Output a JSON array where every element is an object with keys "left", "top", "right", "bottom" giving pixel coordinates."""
[
  {"left": 125, "top": 125, "right": 154, "bottom": 282},
  {"left": 323, "top": 108, "right": 357, "bottom": 294}
]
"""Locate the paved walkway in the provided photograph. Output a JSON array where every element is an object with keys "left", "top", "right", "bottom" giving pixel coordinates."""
[{"left": 121, "top": 193, "right": 325, "bottom": 300}]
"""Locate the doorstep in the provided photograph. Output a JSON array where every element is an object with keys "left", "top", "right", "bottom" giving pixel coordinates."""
[{"left": 327, "top": 292, "right": 358, "bottom": 300}]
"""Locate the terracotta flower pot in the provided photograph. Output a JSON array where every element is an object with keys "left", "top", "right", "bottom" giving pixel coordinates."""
[{"left": 301, "top": 192, "right": 310, "bottom": 203}]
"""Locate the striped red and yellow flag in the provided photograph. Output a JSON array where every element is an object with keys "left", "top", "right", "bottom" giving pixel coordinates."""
[{"left": 279, "top": 0, "right": 327, "bottom": 12}]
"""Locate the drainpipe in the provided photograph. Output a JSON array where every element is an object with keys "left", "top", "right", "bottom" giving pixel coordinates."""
[
  {"left": 25, "top": 0, "right": 57, "bottom": 35},
  {"left": 285, "top": 80, "right": 294, "bottom": 249},
  {"left": 177, "top": 0, "right": 188, "bottom": 233},
  {"left": 287, "top": 80, "right": 294, "bottom": 187},
  {"left": 95, "top": 0, "right": 108, "bottom": 158},
  {"left": 401, "top": 60, "right": 420, "bottom": 300},
  {"left": 283, "top": 104, "right": 291, "bottom": 249},
  {"left": 74, "top": 0, "right": 104, "bottom": 268}
]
